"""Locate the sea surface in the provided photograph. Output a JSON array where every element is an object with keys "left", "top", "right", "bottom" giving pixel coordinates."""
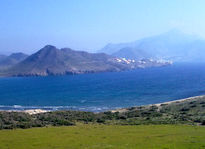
[{"left": 0, "top": 63, "right": 205, "bottom": 112}]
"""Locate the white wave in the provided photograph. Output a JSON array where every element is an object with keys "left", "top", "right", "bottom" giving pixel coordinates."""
[{"left": 0, "top": 105, "right": 116, "bottom": 112}]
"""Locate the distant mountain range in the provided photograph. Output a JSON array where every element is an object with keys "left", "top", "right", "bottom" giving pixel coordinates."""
[
  {"left": 0, "top": 55, "right": 7, "bottom": 62},
  {"left": 99, "top": 29, "right": 205, "bottom": 62},
  {"left": 0, "top": 45, "right": 171, "bottom": 77},
  {"left": 0, "top": 53, "right": 28, "bottom": 69}
]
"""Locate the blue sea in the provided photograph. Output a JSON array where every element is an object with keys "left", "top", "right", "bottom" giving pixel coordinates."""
[{"left": 0, "top": 63, "right": 205, "bottom": 112}]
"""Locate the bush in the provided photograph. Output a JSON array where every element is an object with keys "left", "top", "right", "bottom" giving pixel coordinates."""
[
  {"left": 201, "top": 120, "right": 205, "bottom": 125},
  {"left": 96, "top": 118, "right": 105, "bottom": 123}
]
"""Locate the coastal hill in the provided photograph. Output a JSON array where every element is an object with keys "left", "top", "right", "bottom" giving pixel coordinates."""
[
  {"left": 99, "top": 29, "right": 205, "bottom": 62},
  {"left": 1, "top": 45, "right": 171, "bottom": 77},
  {"left": 0, "top": 55, "right": 7, "bottom": 62},
  {"left": 0, "top": 53, "right": 28, "bottom": 69}
]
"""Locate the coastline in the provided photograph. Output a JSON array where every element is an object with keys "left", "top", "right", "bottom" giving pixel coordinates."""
[
  {"left": 1, "top": 95, "right": 205, "bottom": 114},
  {"left": 154, "top": 95, "right": 205, "bottom": 106},
  {"left": 111, "top": 95, "right": 205, "bottom": 113}
]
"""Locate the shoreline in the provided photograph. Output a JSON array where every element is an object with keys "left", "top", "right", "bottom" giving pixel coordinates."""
[
  {"left": 0, "top": 95, "right": 205, "bottom": 114},
  {"left": 154, "top": 95, "right": 205, "bottom": 106},
  {"left": 111, "top": 95, "right": 205, "bottom": 113}
]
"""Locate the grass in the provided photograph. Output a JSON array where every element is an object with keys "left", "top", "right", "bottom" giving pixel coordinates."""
[{"left": 0, "top": 124, "right": 205, "bottom": 149}]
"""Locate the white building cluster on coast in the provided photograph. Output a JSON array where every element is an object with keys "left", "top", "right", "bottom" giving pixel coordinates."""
[{"left": 115, "top": 57, "right": 173, "bottom": 65}]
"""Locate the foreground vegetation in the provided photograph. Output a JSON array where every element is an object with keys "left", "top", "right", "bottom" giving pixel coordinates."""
[
  {"left": 0, "top": 124, "right": 205, "bottom": 149},
  {"left": 1, "top": 96, "right": 205, "bottom": 148},
  {"left": 1, "top": 96, "right": 205, "bottom": 129}
]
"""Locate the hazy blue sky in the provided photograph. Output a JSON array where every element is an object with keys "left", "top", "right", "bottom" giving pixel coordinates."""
[{"left": 1, "top": 0, "right": 205, "bottom": 54}]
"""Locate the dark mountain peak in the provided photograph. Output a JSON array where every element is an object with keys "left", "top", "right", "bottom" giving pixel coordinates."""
[
  {"left": 9, "top": 52, "right": 28, "bottom": 60},
  {"left": 36, "top": 45, "right": 59, "bottom": 57},
  {"left": 43, "top": 45, "right": 57, "bottom": 49},
  {"left": 37, "top": 45, "right": 57, "bottom": 53}
]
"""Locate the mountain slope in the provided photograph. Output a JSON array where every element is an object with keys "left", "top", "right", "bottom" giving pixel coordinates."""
[
  {"left": 0, "top": 55, "right": 7, "bottom": 62},
  {"left": 100, "top": 30, "right": 205, "bottom": 62},
  {"left": 0, "top": 53, "right": 28, "bottom": 69}
]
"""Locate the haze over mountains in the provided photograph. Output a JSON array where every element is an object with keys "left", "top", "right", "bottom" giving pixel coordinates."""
[
  {"left": 3, "top": 29, "right": 201, "bottom": 77},
  {"left": 99, "top": 30, "right": 205, "bottom": 62}
]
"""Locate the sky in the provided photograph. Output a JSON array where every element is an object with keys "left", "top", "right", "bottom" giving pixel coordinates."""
[{"left": 0, "top": 0, "right": 205, "bottom": 54}]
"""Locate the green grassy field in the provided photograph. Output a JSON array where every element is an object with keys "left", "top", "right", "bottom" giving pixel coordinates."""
[{"left": 0, "top": 124, "right": 205, "bottom": 149}]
